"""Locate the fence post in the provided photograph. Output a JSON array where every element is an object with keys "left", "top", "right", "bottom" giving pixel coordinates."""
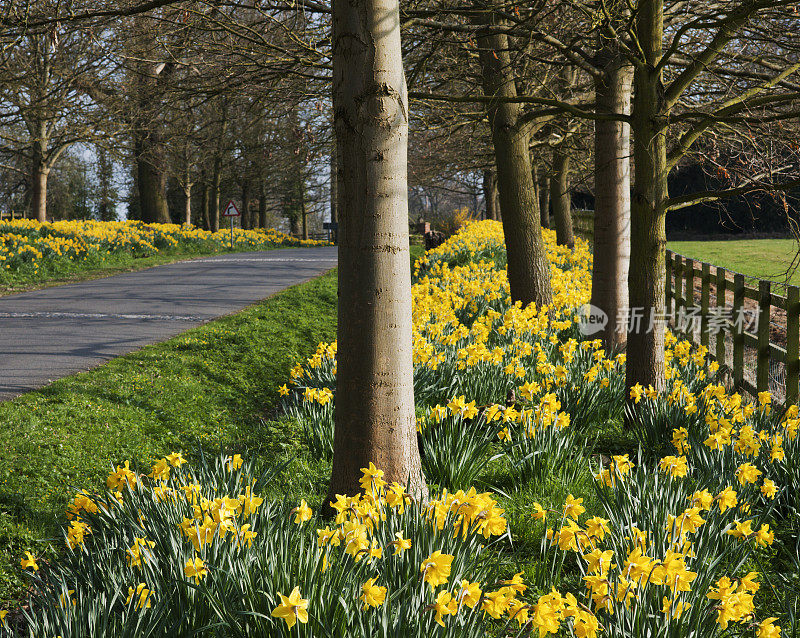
[
  {"left": 757, "top": 280, "right": 771, "bottom": 394},
  {"left": 701, "top": 262, "right": 710, "bottom": 349},
  {"left": 716, "top": 267, "right": 727, "bottom": 365},
  {"left": 787, "top": 285, "right": 800, "bottom": 406},
  {"left": 733, "top": 273, "right": 745, "bottom": 389},
  {"left": 665, "top": 251, "right": 673, "bottom": 319},
  {"left": 685, "top": 258, "right": 695, "bottom": 341}
]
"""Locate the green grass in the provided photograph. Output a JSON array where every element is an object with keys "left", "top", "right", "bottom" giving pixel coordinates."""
[
  {"left": 0, "top": 246, "right": 284, "bottom": 297},
  {"left": 0, "top": 268, "right": 338, "bottom": 602},
  {"left": 668, "top": 238, "right": 800, "bottom": 286}
]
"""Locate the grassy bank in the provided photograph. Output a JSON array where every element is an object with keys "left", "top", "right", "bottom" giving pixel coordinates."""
[
  {"left": 668, "top": 238, "right": 800, "bottom": 285},
  {"left": 0, "top": 269, "right": 338, "bottom": 601}
]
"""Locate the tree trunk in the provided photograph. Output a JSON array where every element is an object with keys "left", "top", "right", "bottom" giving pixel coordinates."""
[
  {"left": 241, "top": 180, "right": 251, "bottom": 230},
  {"left": 210, "top": 154, "right": 221, "bottom": 232},
  {"left": 200, "top": 176, "right": 210, "bottom": 231},
  {"left": 183, "top": 184, "right": 192, "bottom": 226},
  {"left": 482, "top": 169, "right": 499, "bottom": 220},
  {"left": 330, "top": 146, "right": 339, "bottom": 242},
  {"left": 551, "top": 151, "right": 574, "bottom": 249},
  {"left": 627, "top": 0, "right": 668, "bottom": 392},
  {"left": 538, "top": 165, "right": 550, "bottom": 228},
  {"left": 136, "top": 133, "right": 170, "bottom": 224},
  {"left": 289, "top": 214, "right": 300, "bottom": 236},
  {"left": 476, "top": 8, "right": 553, "bottom": 308},
  {"left": 258, "top": 185, "right": 267, "bottom": 229},
  {"left": 326, "top": 0, "right": 427, "bottom": 502},
  {"left": 31, "top": 159, "right": 49, "bottom": 223},
  {"left": 591, "top": 50, "right": 633, "bottom": 352},
  {"left": 301, "top": 196, "right": 308, "bottom": 240}
]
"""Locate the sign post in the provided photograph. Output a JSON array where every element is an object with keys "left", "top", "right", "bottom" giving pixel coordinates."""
[{"left": 221, "top": 201, "right": 241, "bottom": 250}]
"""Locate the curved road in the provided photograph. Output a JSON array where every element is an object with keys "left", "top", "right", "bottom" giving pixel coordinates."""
[{"left": 0, "top": 246, "right": 338, "bottom": 401}]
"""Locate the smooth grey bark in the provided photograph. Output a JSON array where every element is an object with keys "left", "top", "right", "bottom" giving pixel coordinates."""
[
  {"left": 476, "top": 5, "right": 553, "bottom": 308},
  {"left": 551, "top": 151, "right": 574, "bottom": 249},
  {"left": 628, "top": 0, "right": 668, "bottom": 392},
  {"left": 591, "top": 51, "right": 633, "bottom": 352},
  {"left": 326, "top": 0, "right": 426, "bottom": 502}
]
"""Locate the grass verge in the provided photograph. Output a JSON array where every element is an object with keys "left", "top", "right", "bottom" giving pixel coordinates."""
[{"left": 0, "top": 268, "right": 338, "bottom": 602}]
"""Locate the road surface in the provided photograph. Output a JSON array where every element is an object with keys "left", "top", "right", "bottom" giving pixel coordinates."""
[{"left": 0, "top": 247, "right": 338, "bottom": 401}]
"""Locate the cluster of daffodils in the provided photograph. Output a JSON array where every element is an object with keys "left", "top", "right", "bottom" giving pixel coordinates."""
[
  {"left": 279, "top": 222, "right": 710, "bottom": 491},
  {"left": 532, "top": 444, "right": 786, "bottom": 637},
  {"left": 7, "top": 457, "right": 535, "bottom": 637},
  {"left": 0, "top": 219, "right": 326, "bottom": 278}
]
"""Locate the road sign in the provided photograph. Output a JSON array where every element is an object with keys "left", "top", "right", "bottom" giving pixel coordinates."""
[
  {"left": 222, "top": 201, "right": 241, "bottom": 217},
  {"left": 323, "top": 221, "right": 338, "bottom": 230}
]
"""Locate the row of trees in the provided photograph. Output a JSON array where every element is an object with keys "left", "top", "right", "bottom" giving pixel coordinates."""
[
  {"left": 7, "top": 0, "right": 800, "bottom": 499},
  {"left": 0, "top": 3, "right": 332, "bottom": 234}
]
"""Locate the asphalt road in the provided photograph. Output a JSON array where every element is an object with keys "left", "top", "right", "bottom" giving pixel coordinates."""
[{"left": 0, "top": 246, "right": 338, "bottom": 401}]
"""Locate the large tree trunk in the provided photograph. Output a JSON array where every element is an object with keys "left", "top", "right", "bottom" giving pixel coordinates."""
[
  {"left": 627, "top": 0, "right": 668, "bottom": 392},
  {"left": 538, "top": 165, "right": 550, "bottom": 228},
  {"left": 551, "top": 151, "right": 574, "bottom": 249},
  {"left": 30, "top": 157, "right": 49, "bottom": 223},
  {"left": 136, "top": 133, "right": 170, "bottom": 224},
  {"left": 326, "top": 0, "right": 427, "bottom": 502},
  {"left": 476, "top": 8, "right": 553, "bottom": 308},
  {"left": 591, "top": 50, "right": 633, "bottom": 352},
  {"left": 482, "top": 169, "right": 499, "bottom": 220}
]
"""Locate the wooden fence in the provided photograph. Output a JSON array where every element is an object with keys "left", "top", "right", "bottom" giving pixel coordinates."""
[{"left": 666, "top": 250, "right": 800, "bottom": 405}]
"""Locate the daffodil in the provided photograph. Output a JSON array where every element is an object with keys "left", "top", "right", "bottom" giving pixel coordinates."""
[
  {"left": 20, "top": 552, "right": 38, "bottom": 571},
  {"left": 293, "top": 499, "right": 312, "bottom": 524},
  {"left": 184, "top": 556, "right": 208, "bottom": 583},
  {"left": 271, "top": 586, "right": 309, "bottom": 629},
  {"left": 420, "top": 551, "right": 454, "bottom": 588},
  {"left": 359, "top": 577, "right": 387, "bottom": 609}
]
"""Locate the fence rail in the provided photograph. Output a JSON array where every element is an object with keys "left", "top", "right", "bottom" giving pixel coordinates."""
[{"left": 665, "top": 249, "right": 800, "bottom": 405}]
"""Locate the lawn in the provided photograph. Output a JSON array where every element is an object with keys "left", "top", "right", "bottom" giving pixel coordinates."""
[{"left": 668, "top": 238, "right": 800, "bottom": 286}]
